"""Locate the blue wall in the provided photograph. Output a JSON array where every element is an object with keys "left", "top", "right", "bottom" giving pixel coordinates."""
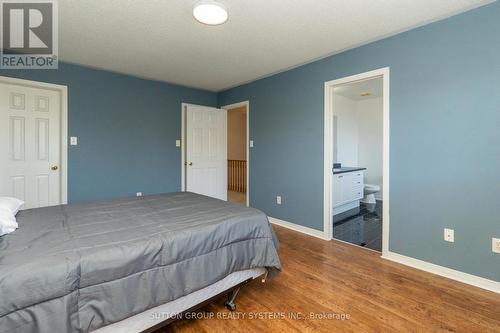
[
  {"left": 0, "top": 63, "right": 217, "bottom": 202},
  {"left": 219, "top": 2, "right": 500, "bottom": 280},
  {"left": 1, "top": 3, "right": 498, "bottom": 280}
]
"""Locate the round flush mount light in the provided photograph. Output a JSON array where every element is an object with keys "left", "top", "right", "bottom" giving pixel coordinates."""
[{"left": 193, "top": 1, "right": 228, "bottom": 25}]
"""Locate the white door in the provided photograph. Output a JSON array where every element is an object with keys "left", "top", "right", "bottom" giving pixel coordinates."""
[
  {"left": 185, "top": 104, "right": 227, "bottom": 201},
  {"left": 0, "top": 82, "right": 61, "bottom": 209}
]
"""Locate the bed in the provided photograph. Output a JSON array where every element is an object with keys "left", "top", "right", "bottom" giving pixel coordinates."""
[{"left": 0, "top": 192, "right": 281, "bottom": 333}]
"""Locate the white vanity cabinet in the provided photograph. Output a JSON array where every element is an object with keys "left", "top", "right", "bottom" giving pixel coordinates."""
[{"left": 333, "top": 170, "right": 364, "bottom": 215}]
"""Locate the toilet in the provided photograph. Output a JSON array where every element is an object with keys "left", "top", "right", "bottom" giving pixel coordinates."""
[{"left": 362, "top": 184, "right": 380, "bottom": 204}]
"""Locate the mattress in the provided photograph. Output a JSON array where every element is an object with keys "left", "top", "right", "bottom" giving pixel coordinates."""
[
  {"left": 93, "top": 267, "right": 266, "bottom": 333},
  {"left": 0, "top": 192, "right": 281, "bottom": 333}
]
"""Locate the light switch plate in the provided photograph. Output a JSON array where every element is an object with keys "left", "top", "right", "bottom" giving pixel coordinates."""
[
  {"left": 276, "top": 195, "right": 282, "bottom": 205},
  {"left": 492, "top": 238, "right": 500, "bottom": 254},
  {"left": 175, "top": 139, "right": 181, "bottom": 147},
  {"left": 249, "top": 140, "right": 254, "bottom": 148},
  {"left": 70, "top": 136, "right": 78, "bottom": 146},
  {"left": 444, "top": 228, "right": 454, "bottom": 243}
]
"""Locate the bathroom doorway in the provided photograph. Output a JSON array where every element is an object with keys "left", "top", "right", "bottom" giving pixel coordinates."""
[
  {"left": 223, "top": 101, "right": 249, "bottom": 206},
  {"left": 323, "top": 68, "right": 390, "bottom": 255}
]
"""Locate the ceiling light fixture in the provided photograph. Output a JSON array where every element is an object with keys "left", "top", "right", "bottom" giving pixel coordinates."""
[{"left": 193, "top": 1, "right": 228, "bottom": 25}]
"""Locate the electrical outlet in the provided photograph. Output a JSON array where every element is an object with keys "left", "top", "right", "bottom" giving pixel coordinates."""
[
  {"left": 70, "top": 136, "right": 78, "bottom": 145},
  {"left": 276, "top": 195, "right": 282, "bottom": 205},
  {"left": 249, "top": 140, "right": 254, "bottom": 148},
  {"left": 492, "top": 238, "right": 500, "bottom": 254},
  {"left": 136, "top": 192, "right": 143, "bottom": 197},
  {"left": 444, "top": 228, "right": 454, "bottom": 243},
  {"left": 175, "top": 139, "right": 181, "bottom": 147}
]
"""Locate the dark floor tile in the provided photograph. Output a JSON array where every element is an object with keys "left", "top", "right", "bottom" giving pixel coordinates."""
[
  {"left": 365, "top": 237, "right": 382, "bottom": 251},
  {"left": 333, "top": 201, "right": 382, "bottom": 251}
]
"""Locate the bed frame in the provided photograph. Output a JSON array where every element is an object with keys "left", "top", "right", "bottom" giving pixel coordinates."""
[{"left": 141, "top": 272, "right": 267, "bottom": 333}]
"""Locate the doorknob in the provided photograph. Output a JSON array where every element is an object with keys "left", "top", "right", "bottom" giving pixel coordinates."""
[
  {"left": 51, "top": 165, "right": 59, "bottom": 171},
  {"left": 188, "top": 162, "right": 193, "bottom": 166}
]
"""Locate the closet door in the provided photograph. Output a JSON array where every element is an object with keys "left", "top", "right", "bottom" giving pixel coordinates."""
[{"left": 0, "top": 82, "right": 61, "bottom": 209}]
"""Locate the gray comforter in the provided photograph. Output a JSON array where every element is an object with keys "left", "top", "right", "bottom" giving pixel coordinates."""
[{"left": 0, "top": 192, "right": 281, "bottom": 332}]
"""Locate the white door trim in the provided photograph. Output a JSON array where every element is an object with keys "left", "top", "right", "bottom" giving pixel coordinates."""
[
  {"left": 221, "top": 100, "right": 250, "bottom": 207},
  {"left": 180, "top": 103, "right": 199, "bottom": 193},
  {"left": 181, "top": 103, "right": 188, "bottom": 192},
  {"left": 324, "top": 67, "right": 390, "bottom": 256},
  {"left": 0, "top": 75, "right": 68, "bottom": 205}
]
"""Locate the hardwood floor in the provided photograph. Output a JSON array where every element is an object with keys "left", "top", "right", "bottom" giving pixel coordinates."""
[
  {"left": 159, "top": 226, "right": 500, "bottom": 333},
  {"left": 227, "top": 190, "right": 246, "bottom": 205}
]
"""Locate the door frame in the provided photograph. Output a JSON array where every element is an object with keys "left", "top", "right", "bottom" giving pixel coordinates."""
[
  {"left": 221, "top": 101, "right": 250, "bottom": 206},
  {"left": 180, "top": 103, "right": 188, "bottom": 192},
  {"left": 0, "top": 75, "right": 68, "bottom": 205},
  {"left": 181, "top": 101, "right": 250, "bottom": 206},
  {"left": 324, "top": 67, "right": 390, "bottom": 256}
]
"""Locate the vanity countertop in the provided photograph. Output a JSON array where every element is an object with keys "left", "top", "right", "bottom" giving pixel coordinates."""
[{"left": 333, "top": 167, "right": 367, "bottom": 175}]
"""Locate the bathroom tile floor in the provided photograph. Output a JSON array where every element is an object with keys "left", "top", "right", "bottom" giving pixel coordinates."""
[{"left": 333, "top": 201, "right": 382, "bottom": 252}]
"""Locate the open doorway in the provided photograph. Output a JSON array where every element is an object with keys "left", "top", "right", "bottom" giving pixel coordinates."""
[
  {"left": 223, "top": 101, "right": 249, "bottom": 206},
  {"left": 324, "top": 68, "right": 390, "bottom": 255},
  {"left": 332, "top": 77, "right": 383, "bottom": 251}
]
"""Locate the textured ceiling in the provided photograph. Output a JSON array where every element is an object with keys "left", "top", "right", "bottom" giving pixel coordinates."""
[{"left": 58, "top": 0, "right": 493, "bottom": 91}]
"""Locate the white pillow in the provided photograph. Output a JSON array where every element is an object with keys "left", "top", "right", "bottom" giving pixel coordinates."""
[
  {"left": 0, "top": 208, "right": 18, "bottom": 236},
  {"left": 0, "top": 197, "right": 24, "bottom": 215}
]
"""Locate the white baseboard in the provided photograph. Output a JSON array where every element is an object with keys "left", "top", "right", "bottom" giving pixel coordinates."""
[
  {"left": 383, "top": 251, "right": 500, "bottom": 294},
  {"left": 268, "top": 215, "right": 499, "bottom": 294},
  {"left": 268, "top": 216, "right": 329, "bottom": 240}
]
